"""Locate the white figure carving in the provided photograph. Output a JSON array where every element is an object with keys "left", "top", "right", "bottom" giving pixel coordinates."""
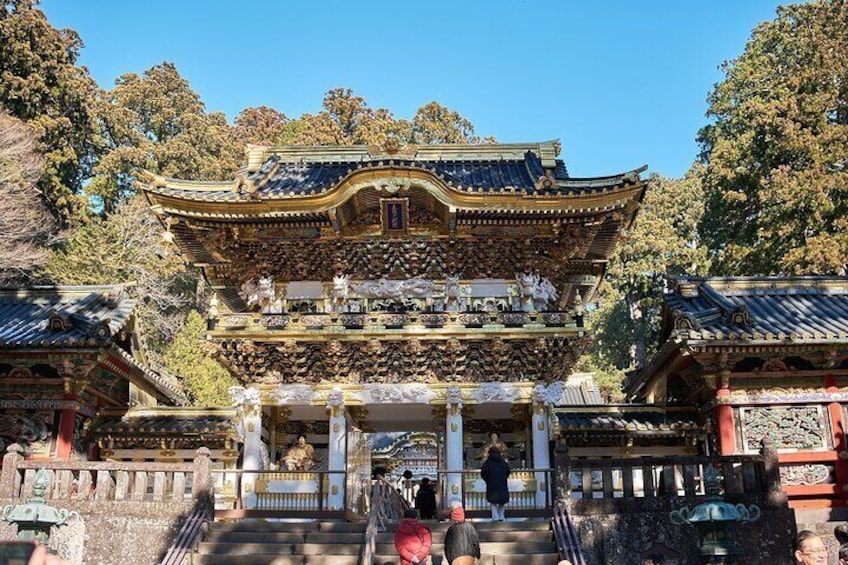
[
  {"left": 353, "top": 278, "right": 436, "bottom": 299},
  {"left": 474, "top": 383, "right": 520, "bottom": 403},
  {"left": 331, "top": 275, "right": 350, "bottom": 312},
  {"left": 533, "top": 277, "right": 559, "bottom": 311},
  {"left": 240, "top": 277, "right": 278, "bottom": 312},
  {"left": 369, "top": 386, "right": 404, "bottom": 403},
  {"left": 445, "top": 386, "right": 463, "bottom": 408},
  {"left": 244, "top": 387, "right": 262, "bottom": 406},
  {"left": 326, "top": 387, "right": 345, "bottom": 408},
  {"left": 515, "top": 273, "right": 559, "bottom": 311},
  {"left": 444, "top": 275, "right": 462, "bottom": 311},
  {"left": 275, "top": 385, "right": 317, "bottom": 405},
  {"left": 365, "top": 384, "right": 436, "bottom": 404},
  {"left": 228, "top": 386, "right": 246, "bottom": 407},
  {"left": 532, "top": 381, "right": 566, "bottom": 406}
]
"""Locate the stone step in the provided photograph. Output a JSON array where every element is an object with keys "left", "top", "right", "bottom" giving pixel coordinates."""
[
  {"left": 205, "top": 531, "right": 365, "bottom": 544},
  {"left": 204, "top": 531, "right": 307, "bottom": 544},
  {"left": 208, "top": 520, "right": 366, "bottom": 534},
  {"left": 193, "top": 555, "right": 360, "bottom": 565},
  {"left": 374, "top": 541, "right": 553, "bottom": 555},
  {"left": 374, "top": 553, "right": 560, "bottom": 565},
  {"left": 198, "top": 542, "right": 364, "bottom": 556},
  {"left": 376, "top": 529, "right": 551, "bottom": 543},
  {"left": 391, "top": 519, "right": 551, "bottom": 532}
]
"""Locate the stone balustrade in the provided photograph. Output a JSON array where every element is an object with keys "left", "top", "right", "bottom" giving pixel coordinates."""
[{"left": 0, "top": 444, "right": 212, "bottom": 505}]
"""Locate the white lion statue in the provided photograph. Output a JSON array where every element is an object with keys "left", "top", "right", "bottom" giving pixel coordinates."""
[
  {"left": 516, "top": 273, "right": 559, "bottom": 311},
  {"left": 240, "top": 276, "right": 279, "bottom": 312},
  {"left": 330, "top": 275, "right": 350, "bottom": 311},
  {"left": 444, "top": 275, "right": 462, "bottom": 311}
]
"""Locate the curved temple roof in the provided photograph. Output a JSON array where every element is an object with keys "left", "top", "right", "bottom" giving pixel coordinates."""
[{"left": 143, "top": 140, "right": 647, "bottom": 214}]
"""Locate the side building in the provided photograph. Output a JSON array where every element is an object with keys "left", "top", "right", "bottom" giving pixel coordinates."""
[{"left": 628, "top": 276, "right": 848, "bottom": 525}]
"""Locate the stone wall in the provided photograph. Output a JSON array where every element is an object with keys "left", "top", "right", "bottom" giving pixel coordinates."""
[
  {"left": 0, "top": 498, "right": 197, "bottom": 565},
  {"left": 567, "top": 499, "right": 797, "bottom": 565}
]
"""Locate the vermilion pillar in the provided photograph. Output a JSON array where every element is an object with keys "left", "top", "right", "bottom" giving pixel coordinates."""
[
  {"left": 56, "top": 391, "right": 77, "bottom": 459},
  {"left": 825, "top": 375, "right": 848, "bottom": 500},
  {"left": 716, "top": 383, "right": 736, "bottom": 455}
]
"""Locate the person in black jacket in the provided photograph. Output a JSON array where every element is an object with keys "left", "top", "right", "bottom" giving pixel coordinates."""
[
  {"left": 480, "top": 447, "right": 510, "bottom": 521},
  {"left": 414, "top": 477, "right": 437, "bottom": 520},
  {"left": 444, "top": 503, "right": 481, "bottom": 565}
]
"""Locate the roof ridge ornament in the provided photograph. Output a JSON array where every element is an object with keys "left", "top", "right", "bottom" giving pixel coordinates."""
[{"left": 367, "top": 139, "right": 418, "bottom": 160}]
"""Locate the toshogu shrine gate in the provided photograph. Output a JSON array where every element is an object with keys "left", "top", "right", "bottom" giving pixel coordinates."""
[{"left": 139, "top": 139, "right": 647, "bottom": 516}]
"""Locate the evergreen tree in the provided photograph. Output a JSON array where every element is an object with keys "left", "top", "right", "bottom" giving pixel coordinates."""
[
  {"left": 699, "top": 0, "right": 848, "bottom": 275},
  {"left": 162, "top": 310, "right": 238, "bottom": 406},
  {"left": 88, "top": 62, "right": 242, "bottom": 213},
  {"left": 584, "top": 170, "right": 709, "bottom": 390},
  {"left": 0, "top": 0, "right": 101, "bottom": 224}
]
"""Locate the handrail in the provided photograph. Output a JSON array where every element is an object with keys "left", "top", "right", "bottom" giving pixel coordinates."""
[
  {"left": 552, "top": 504, "right": 587, "bottom": 565},
  {"left": 362, "top": 483, "right": 381, "bottom": 565},
  {"left": 435, "top": 467, "right": 554, "bottom": 512},
  {"left": 362, "top": 477, "right": 410, "bottom": 565},
  {"left": 209, "top": 469, "right": 348, "bottom": 512},
  {"left": 159, "top": 502, "right": 210, "bottom": 565}
]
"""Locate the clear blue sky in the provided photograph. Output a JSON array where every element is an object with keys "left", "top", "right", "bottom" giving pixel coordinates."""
[{"left": 41, "top": 0, "right": 793, "bottom": 178}]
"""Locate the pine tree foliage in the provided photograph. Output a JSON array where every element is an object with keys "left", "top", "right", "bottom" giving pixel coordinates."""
[
  {"left": 162, "top": 310, "right": 237, "bottom": 406},
  {"left": 278, "top": 88, "right": 483, "bottom": 145},
  {"left": 699, "top": 0, "right": 848, "bottom": 275},
  {"left": 88, "top": 62, "right": 242, "bottom": 213},
  {"left": 0, "top": 0, "right": 101, "bottom": 224},
  {"left": 584, "top": 170, "right": 709, "bottom": 392}
]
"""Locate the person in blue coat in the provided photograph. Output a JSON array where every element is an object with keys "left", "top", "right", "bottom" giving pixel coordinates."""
[{"left": 480, "top": 447, "right": 510, "bottom": 521}]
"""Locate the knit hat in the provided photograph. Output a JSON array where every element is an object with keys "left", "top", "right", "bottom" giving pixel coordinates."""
[{"left": 450, "top": 503, "right": 465, "bottom": 523}]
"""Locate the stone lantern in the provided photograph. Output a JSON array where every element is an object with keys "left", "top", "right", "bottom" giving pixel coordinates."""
[
  {"left": 1, "top": 468, "right": 80, "bottom": 546},
  {"left": 669, "top": 465, "right": 761, "bottom": 563}
]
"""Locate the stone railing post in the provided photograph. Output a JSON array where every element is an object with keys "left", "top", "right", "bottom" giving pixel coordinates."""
[
  {"left": 760, "top": 438, "right": 787, "bottom": 507},
  {"left": 0, "top": 444, "right": 24, "bottom": 498},
  {"left": 554, "top": 441, "right": 572, "bottom": 505},
  {"left": 192, "top": 447, "right": 213, "bottom": 510}
]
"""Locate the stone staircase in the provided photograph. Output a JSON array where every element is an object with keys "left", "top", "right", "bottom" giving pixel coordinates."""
[
  {"left": 189, "top": 518, "right": 559, "bottom": 565},
  {"left": 191, "top": 520, "right": 367, "bottom": 565},
  {"left": 375, "top": 519, "right": 559, "bottom": 565}
]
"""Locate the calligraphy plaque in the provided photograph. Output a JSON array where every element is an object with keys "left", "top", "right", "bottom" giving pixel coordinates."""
[{"left": 381, "top": 198, "right": 408, "bottom": 235}]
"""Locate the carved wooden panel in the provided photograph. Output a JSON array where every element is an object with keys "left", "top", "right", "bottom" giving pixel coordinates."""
[
  {"left": 214, "top": 336, "right": 588, "bottom": 386},
  {"left": 739, "top": 406, "right": 827, "bottom": 452}
]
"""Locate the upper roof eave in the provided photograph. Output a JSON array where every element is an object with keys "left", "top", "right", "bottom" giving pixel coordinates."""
[{"left": 143, "top": 171, "right": 647, "bottom": 220}]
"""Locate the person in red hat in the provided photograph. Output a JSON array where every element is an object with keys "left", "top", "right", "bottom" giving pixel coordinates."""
[
  {"left": 443, "top": 503, "right": 481, "bottom": 565},
  {"left": 394, "top": 508, "right": 432, "bottom": 565}
]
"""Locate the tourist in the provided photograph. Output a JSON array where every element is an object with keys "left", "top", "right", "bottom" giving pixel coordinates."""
[
  {"left": 840, "top": 544, "right": 848, "bottom": 565},
  {"left": 480, "top": 447, "right": 510, "bottom": 522},
  {"left": 795, "top": 530, "right": 828, "bottom": 564},
  {"left": 415, "top": 477, "right": 437, "bottom": 520},
  {"left": 394, "top": 508, "right": 432, "bottom": 565},
  {"left": 443, "top": 503, "right": 481, "bottom": 565}
]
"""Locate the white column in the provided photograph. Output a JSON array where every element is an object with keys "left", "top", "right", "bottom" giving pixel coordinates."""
[
  {"left": 532, "top": 398, "right": 552, "bottom": 508},
  {"left": 445, "top": 386, "right": 464, "bottom": 506},
  {"left": 232, "top": 387, "right": 263, "bottom": 509},
  {"left": 326, "top": 388, "right": 347, "bottom": 511}
]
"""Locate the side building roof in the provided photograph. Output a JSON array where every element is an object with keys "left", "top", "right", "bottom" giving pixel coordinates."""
[
  {"left": 0, "top": 286, "right": 186, "bottom": 405},
  {"left": 626, "top": 276, "right": 848, "bottom": 398}
]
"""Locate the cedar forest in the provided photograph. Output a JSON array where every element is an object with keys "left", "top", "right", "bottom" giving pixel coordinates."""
[{"left": 1, "top": 0, "right": 846, "bottom": 403}]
